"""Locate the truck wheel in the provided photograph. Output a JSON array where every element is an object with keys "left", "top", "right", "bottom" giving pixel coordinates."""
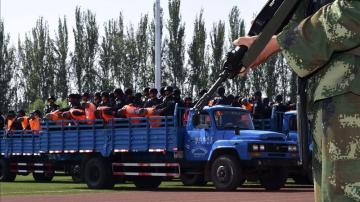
[
  {"left": 71, "top": 164, "right": 84, "bottom": 183},
  {"left": 180, "top": 174, "right": 207, "bottom": 186},
  {"left": 211, "top": 155, "right": 241, "bottom": 191},
  {"left": 133, "top": 177, "right": 162, "bottom": 189},
  {"left": 0, "top": 159, "right": 16, "bottom": 182},
  {"left": 260, "top": 166, "right": 287, "bottom": 191},
  {"left": 84, "top": 157, "right": 114, "bottom": 189},
  {"left": 33, "top": 172, "right": 54, "bottom": 182}
]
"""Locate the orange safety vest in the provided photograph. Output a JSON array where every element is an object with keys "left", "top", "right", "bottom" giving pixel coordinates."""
[
  {"left": 121, "top": 105, "right": 143, "bottom": 124},
  {"left": 20, "top": 116, "right": 29, "bottom": 130},
  {"left": 29, "top": 117, "right": 41, "bottom": 133},
  {"left": 69, "top": 108, "right": 87, "bottom": 124},
  {"left": 97, "top": 106, "right": 115, "bottom": 122},
  {"left": 84, "top": 102, "right": 96, "bottom": 123},
  {"left": 144, "top": 107, "right": 161, "bottom": 128},
  {"left": 6, "top": 118, "right": 15, "bottom": 130},
  {"left": 45, "top": 110, "right": 68, "bottom": 126},
  {"left": 243, "top": 103, "right": 253, "bottom": 112}
]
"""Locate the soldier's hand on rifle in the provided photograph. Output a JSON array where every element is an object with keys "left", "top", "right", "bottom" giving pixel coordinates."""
[{"left": 233, "top": 35, "right": 281, "bottom": 68}]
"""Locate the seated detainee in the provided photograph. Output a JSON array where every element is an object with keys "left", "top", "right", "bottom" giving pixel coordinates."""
[
  {"left": 5, "top": 110, "right": 16, "bottom": 131},
  {"left": 29, "top": 110, "right": 42, "bottom": 133},
  {"left": 97, "top": 92, "right": 116, "bottom": 122},
  {"left": 143, "top": 107, "right": 162, "bottom": 128},
  {"left": 44, "top": 109, "right": 68, "bottom": 126},
  {"left": 81, "top": 92, "right": 96, "bottom": 123},
  {"left": 118, "top": 104, "right": 144, "bottom": 124},
  {"left": 16, "top": 110, "right": 30, "bottom": 130},
  {"left": 63, "top": 93, "right": 87, "bottom": 124}
]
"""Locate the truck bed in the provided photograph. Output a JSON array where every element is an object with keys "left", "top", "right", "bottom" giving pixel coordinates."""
[{"left": 0, "top": 116, "right": 180, "bottom": 157}]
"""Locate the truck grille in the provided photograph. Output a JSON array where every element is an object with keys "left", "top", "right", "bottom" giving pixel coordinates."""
[{"left": 265, "top": 144, "right": 289, "bottom": 152}]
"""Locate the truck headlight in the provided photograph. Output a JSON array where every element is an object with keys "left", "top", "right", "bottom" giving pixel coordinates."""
[
  {"left": 288, "top": 145, "right": 297, "bottom": 152},
  {"left": 252, "top": 144, "right": 259, "bottom": 151},
  {"left": 259, "top": 145, "right": 265, "bottom": 151}
]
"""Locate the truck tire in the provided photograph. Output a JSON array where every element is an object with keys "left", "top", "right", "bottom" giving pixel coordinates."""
[
  {"left": 33, "top": 172, "right": 54, "bottom": 182},
  {"left": 133, "top": 177, "right": 162, "bottom": 189},
  {"left": 260, "top": 166, "right": 287, "bottom": 191},
  {"left": 84, "top": 157, "right": 114, "bottom": 189},
  {"left": 211, "top": 155, "right": 242, "bottom": 191},
  {"left": 0, "top": 158, "right": 16, "bottom": 182},
  {"left": 180, "top": 174, "right": 207, "bottom": 186},
  {"left": 71, "top": 164, "right": 84, "bottom": 183}
]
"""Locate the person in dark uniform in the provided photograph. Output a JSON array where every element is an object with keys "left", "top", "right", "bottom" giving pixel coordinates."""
[
  {"left": 44, "top": 95, "right": 59, "bottom": 114},
  {"left": 252, "top": 91, "right": 264, "bottom": 119},
  {"left": 156, "top": 86, "right": 176, "bottom": 116},
  {"left": 144, "top": 88, "right": 161, "bottom": 108},
  {"left": 212, "top": 87, "right": 227, "bottom": 105}
]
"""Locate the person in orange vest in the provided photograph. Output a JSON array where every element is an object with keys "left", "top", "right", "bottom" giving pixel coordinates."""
[
  {"left": 97, "top": 92, "right": 116, "bottom": 122},
  {"left": 64, "top": 94, "right": 87, "bottom": 124},
  {"left": 14, "top": 110, "right": 29, "bottom": 130},
  {"left": 5, "top": 110, "right": 16, "bottom": 131},
  {"left": 241, "top": 98, "right": 253, "bottom": 112},
  {"left": 119, "top": 104, "right": 143, "bottom": 124},
  {"left": 143, "top": 107, "right": 162, "bottom": 128},
  {"left": 29, "top": 110, "right": 42, "bottom": 133},
  {"left": 81, "top": 92, "right": 97, "bottom": 123}
]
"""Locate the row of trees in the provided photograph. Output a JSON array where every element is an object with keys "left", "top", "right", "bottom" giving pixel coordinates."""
[{"left": 0, "top": 0, "right": 297, "bottom": 113}]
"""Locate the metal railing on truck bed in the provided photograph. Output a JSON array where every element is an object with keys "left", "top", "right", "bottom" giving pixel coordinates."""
[{"left": 0, "top": 115, "right": 180, "bottom": 157}]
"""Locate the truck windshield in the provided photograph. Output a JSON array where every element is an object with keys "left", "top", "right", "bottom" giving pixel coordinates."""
[{"left": 214, "top": 110, "right": 254, "bottom": 130}]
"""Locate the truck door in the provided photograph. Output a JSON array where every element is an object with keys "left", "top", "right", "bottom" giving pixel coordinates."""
[{"left": 185, "top": 112, "right": 213, "bottom": 161}]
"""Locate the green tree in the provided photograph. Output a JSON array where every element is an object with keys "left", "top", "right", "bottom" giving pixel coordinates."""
[
  {"left": 73, "top": 7, "right": 86, "bottom": 93},
  {"left": 187, "top": 10, "right": 207, "bottom": 96},
  {"left": 0, "top": 21, "right": 16, "bottom": 112},
  {"left": 111, "top": 13, "right": 126, "bottom": 88},
  {"left": 19, "top": 18, "right": 55, "bottom": 105},
  {"left": 99, "top": 19, "right": 116, "bottom": 91},
  {"left": 166, "top": 0, "right": 186, "bottom": 88},
  {"left": 72, "top": 7, "right": 99, "bottom": 93},
  {"left": 123, "top": 24, "right": 137, "bottom": 89},
  {"left": 209, "top": 20, "right": 225, "bottom": 83},
  {"left": 135, "top": 14, "right": 151, "bottom": 91},
  {"left": 263, "top": 54, "right": 278, "bottom": 99},
  {"left": 54, "top": 17, "right": 69, "bottom": 99},
  {"left": 228, "top": 6, "right": 248, "bottom": 97}
]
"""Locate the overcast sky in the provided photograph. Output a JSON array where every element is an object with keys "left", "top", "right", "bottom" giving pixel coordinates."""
[{"left": 1, "top": 0, "right": 267, "bottom": 46}]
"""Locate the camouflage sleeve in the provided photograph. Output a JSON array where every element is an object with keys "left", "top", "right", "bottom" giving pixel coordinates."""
[{"left": 277, "top": 0, "right": 360, "bottom": 77}]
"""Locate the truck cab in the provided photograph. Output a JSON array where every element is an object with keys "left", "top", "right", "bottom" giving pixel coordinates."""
[{"left": 182, "top": 105, "right": 298, "bottom": 190}]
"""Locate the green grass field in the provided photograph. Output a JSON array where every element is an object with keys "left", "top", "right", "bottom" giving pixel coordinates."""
[
  {"left": 0, "top": 175, "right": 307, "bottom": 196},
  {"left": 0, "top": 175, "right": 213, "bottom": 196}
]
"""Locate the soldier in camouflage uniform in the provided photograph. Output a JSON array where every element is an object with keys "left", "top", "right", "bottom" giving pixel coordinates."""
[{"left": 234, "top": 0, "right": 360, "bottom": 201}]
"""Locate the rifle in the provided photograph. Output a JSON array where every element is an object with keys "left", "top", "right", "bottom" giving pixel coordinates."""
[
  {"left": 194, "top": 0, "right": 311, "bottom": 171},
  {"left": 194, "top": 0, "right": 301, "bottom": 112}
]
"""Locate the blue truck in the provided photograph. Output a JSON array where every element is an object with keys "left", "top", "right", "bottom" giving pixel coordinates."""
[
  {"left": 253, "top": 110, "right": 313, "bottom": 184},
  {"left": 0, "top": 105, "right": 298, "bottom": 191}
]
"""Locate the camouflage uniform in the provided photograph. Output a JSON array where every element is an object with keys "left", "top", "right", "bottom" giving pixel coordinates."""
[{"left": 277, "top": 0, "right": 360, "bottom": 201}]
